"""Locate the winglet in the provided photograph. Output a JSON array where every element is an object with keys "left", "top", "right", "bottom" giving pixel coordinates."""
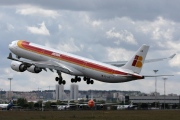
[{"left": 169, "top": 54, "right": 176, "bottom": 59}]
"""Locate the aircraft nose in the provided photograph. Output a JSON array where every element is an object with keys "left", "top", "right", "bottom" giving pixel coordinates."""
[
  {"left": 9, "top": 42, "right": 14, "bottom": 51},
  {"left": 9, "top": 41, "right": 17, "bottom": 51}
]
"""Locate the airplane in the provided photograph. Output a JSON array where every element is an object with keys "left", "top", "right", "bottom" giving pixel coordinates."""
[
  {"left": 56, "top": 104, "right": 70, "bottom": 110},
  {"left": 78, "top": 100, "right": 95, "bottom": 109},
  {"left": 78, "top": 91, "right": 117, "bottom": 109},
  {"left": 78, "top": 99, "right": 126, "bottom": 110},
  {"left": 51, "top": 101, "right": 76, "bottom": 110},
  {"left": 8, "top": 40, "right": 175, "bottom": 85},
  {"left": 0, "top": 101, "right": 13, "bottom": 110},
  {"left": 116, "top": 102, "right": 137, "bottom": 110},
  {"left": 52, "top": 99, "right": 96, "bottom": 110}
]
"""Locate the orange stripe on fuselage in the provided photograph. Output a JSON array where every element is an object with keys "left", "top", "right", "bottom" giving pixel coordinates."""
[
  {"left": 17, "top": 40, "right": 127, "bottom": 75},
  {"left": 17, "top": 40, "right": 24, "bottom": 48}
]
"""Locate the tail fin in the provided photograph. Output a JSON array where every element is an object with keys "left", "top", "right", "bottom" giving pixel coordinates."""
[
  {"left": 129, "top": 101, "right": 133, "bottom": 106},
  {"left": 122, "top": 44, "right": 149, "bottom": 74},
  {"left": 7, "top": 100, "right": 13, "bottom": 110}
]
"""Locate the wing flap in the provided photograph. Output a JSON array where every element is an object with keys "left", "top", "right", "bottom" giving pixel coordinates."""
[
  {"left": 104, "top": 61, "right": 126, "bottom": 67},
  {"left": 33, "top": 61, "right": 72, "bottom": 74}
]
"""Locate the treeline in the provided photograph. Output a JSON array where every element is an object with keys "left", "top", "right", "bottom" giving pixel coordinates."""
[{"left": 14, "top": 98, "right": 63, "bottom": 110}]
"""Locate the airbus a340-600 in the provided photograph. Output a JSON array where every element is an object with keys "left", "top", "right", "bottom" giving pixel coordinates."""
[{"left": 8, "top": 40, "right": 175, "bottom": 85}]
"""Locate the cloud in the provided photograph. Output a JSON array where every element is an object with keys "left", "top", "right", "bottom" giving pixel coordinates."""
[
  {"left": 170, "top": 54, "right": 180, "bottom": 67},
  {"left": 57, "top": 38, "right": 81, "bottom": 53},
  {"left": 92, "top": 20, "right": 101, "bottom": 27},
  {"left": 163, "top": 41, "right": 180, "bottom": 67},
  {"left": 81, "top": 14, "right": 102, "bottom": 27},
  {"left": 106, "top": 47, "right": 133, "bottom": 61},
  {"left": 106, "top": 27, "right": 137, "bottom": 45},
  {"left": 45, "top": 38, "right": 81, "bottom": 53},
  {"left": 0, "top": 2, "right": 179, "bottom": 95},
  {"left": 27, "top": 22, "right": 50, "bottom": 36},
  {"left": 1, "top": 1, "right": 180, "bottom": 21},
  {"left": 6, "top": 23, "right": 15, "bottom": 31},
  {"left": 139, "top": 17, "right": 174, "bottom": 41},
  {"left": 16, "top": 6, "right": 59, "bottom": 18},
  {"left": 58, "top": 24, "right": 62, "bottom": 30}
]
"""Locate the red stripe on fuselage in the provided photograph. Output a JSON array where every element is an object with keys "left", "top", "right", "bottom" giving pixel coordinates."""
[{"left": 18, "top": 41, "right": 127, "bottom": 75}]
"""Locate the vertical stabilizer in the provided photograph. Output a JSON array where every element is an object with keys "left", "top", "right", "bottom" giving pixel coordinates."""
[
  {"left": 7, "top": 100, "right": 13, "bottom": 110},
  {"left": 122, "top": 45, "right": 149, "bottom": 74}
]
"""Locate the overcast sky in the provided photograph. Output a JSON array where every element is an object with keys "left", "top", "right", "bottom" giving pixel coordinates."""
[{"left": 0, "top": 0, "right": 180, "bottom": 95}]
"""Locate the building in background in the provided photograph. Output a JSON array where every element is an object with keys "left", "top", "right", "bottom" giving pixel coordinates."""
[
  {"left": 113, "top": 92, "right": 125, "bottom": 102},
  {"left": 55, "top": 85, "right": 64, "bottom": 100},
  {"left": 5, "top": 91, "right": 13, "bottom": 99},
  {"left": 70, "top": 84, "right": 79, "bottom": 100}
]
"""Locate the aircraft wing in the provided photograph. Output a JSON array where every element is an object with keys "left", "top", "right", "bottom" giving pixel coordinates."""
[
  {"left": 31, "top": 60, "right": 73, "bottom": 73},
  {"left": 96, "top": 103, "right": 120, "bottom": 106},
  {"left": 7, "top": 53, "right": 73, "bottom": 74},
  {"left": 51, "top": 104, "right": 76, "bottom": 107},
  {"left": 104, "top": 54, "right": 176, "bottom": 67},
  {"left": 77, "top": 102, "right": 119, "bottom": 106},
  {"left": 104, "top": 61, "right": 126, "bottom": 67},
  {"left": 144, "top": 54, "right": 176, "bottom": 63},
  {"left": 77, "top": 103, "right": 88, "bottom": 106}
]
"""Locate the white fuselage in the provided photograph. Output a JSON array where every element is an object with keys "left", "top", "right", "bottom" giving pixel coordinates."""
[
  {"left": 57, "top": 105, "right": 70, "bottom": 110},
  {"left": 9, "top": 40, "right": 143, "bottom": 83},
  {"left": 0, "top": 104, "right": 8, "bottom": 109},
  {"left": 117, "top": 105, "right": 134, "bottom": 110}
]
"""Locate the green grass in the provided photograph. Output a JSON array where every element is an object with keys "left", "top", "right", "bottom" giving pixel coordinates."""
[{"left": 0, "top": 110, "right": 180, "bottom": 120}]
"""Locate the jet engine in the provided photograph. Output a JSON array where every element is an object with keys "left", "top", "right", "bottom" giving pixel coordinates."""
[
  {"left": 11, "top": 61, "right": 27, "bottom": 72},
  {"left": 27, "top": 65, "right": 42, "bottom": 73}
]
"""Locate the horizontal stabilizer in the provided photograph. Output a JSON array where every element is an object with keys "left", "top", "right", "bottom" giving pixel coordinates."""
[{"left": 144, "top": 75, "right": 174, "bottom": 77}]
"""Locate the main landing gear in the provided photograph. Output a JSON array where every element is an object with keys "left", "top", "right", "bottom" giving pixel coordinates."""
[
  {"left": 71, "top": 76, "right": 94, "bottom": 84},
  {"left": 55, "top": 71, "right": 94, "bottom": 85},
  {"left": 71, "top": 76, "right": 81, "bottom": 83},
  {"left": 83, "top": 77, "right": 94, "bottom": 84},
  {"left": 55, "top": 71, "right": 66, "bottom": 85}
]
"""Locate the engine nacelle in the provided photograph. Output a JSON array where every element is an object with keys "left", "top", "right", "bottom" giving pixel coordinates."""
[
  {"left": 27, "top": 65, "right": 42, "bottom": 73},
  {"left": 11, "top": 61, "right": 27, "bottom": 72}
]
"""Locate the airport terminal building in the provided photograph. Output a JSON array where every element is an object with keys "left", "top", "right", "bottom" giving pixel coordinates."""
[
  {"left": 129, "top": 96, "right": 180, "bottom": 104},
  {"left": 126, "top": 95, "right": 180, "bottom": 109}
]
